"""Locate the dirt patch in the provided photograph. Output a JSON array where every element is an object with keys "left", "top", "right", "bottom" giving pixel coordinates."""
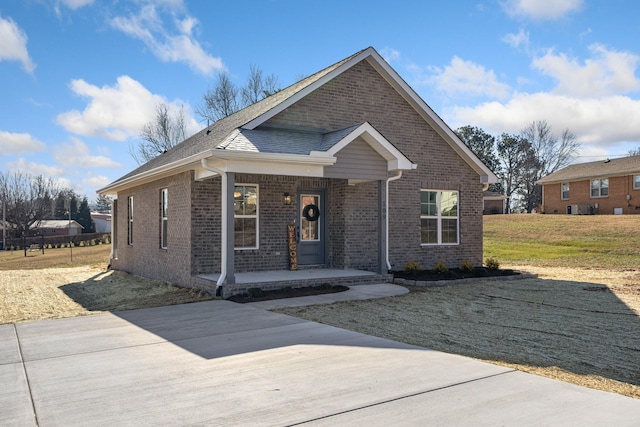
[
  {"left": 0, "top": 266, "right": 212, "bottom": 324},
  {"left": 227, "top": 284, "right": 349, "bottom": 303},
  {"left": 277, "top": 268, "right": 640, "bottom": 399}
]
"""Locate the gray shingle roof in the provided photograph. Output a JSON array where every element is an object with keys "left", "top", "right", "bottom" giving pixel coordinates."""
[
  {"left": 108, "top": 48, "right": 368, "bottom": 187},
  {"left": 216, "top": 123, "right": 366, "bottom": 155},
  {"left": 537, "top": 155, "right": 640, "bottom": 184}
]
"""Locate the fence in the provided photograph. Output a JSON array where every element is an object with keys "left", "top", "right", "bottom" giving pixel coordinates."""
[{"left": 1, "top": 233, "right": 111, "bottom": 251}]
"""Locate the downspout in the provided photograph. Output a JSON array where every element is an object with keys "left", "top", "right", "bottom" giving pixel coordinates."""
[
  {"left": 98, "top": 194, "right": 115, "bottom": 266},
  {"left": 385, "top": 171, "right": 403, "bottom": 271},
  {"left": 200, "top": 158, "right": 227, "bottom": 296}
]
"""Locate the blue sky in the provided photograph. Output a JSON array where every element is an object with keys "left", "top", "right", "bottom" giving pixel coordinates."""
[{"left": 1, "top": 0, "right": 639, "bottom": 198}]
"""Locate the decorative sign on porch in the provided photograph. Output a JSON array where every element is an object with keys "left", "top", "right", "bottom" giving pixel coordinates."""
[{"left": 287, "top": 224, "right": 297, "bottom": 270}]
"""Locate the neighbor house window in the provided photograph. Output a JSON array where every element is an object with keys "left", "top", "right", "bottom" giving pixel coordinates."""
[
  {"left": 634, "top": 175, "right": 640, "bottom": 190},
  {"left": 420, "top": 190, "right": 459, "bottom": 245},
  {"left": 590, "top": 178, "right": 609, "bottom": 197},
  {"left": 561, "top": 183, "right": 570, "bottom": 200},
  {"left": 127, "top": 196, "right": 134, "bottom": 245},
  {"left": 234, "top": 184, "right": 258, "bottom": 249},
  {"left": 160, "top": 188, "right": 168, "bottom": 249}
]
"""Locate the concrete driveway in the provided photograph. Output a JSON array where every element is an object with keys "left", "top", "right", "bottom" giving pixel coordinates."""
[{"left": 2, "top": 285, "right": 639, "bottom": 426}]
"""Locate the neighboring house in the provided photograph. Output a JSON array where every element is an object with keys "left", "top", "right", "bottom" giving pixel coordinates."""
[
  {"left": 91, "top": 212, "right": 112, "bottom": 233},
  {"left": 98, "top": 47, "right": 497, "bottom": 297},
  {"left": 483, "top": 191, "right": 506, "bottom": 215},
  {"left": 32, "top": 220, "right": 84, "bottom": 236},
  {"left": 537, "top": 155, "right": 640, "bottom": 215}
]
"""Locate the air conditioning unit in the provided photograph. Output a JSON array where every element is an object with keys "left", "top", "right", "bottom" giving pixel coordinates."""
[{"left": 569, "top": 204, "right": 590, "bottom": 215}]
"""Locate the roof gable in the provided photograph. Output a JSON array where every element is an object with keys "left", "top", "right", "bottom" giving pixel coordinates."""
[
  {"left": 99, "top": 47, "right": 495, "bottom": 194},
  {"left": 242, "top": 47, "right": 495, "bottom": 182}
]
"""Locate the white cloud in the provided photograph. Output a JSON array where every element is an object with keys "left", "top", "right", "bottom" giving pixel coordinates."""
[
  {"left": 532, "top": 44, "right": 640, "bottom": 97},
  {"left": 575, "top": 144, "right": 612, "bottom": 162},
  {"left": 82, "top": 173, "right": 112, "bottom": 191},
  {"left": 58, "top": 0, "right": 94, "bottom": 10},
  {"left": 0, "top": 131, "right": 45, "bottom": 154},
  {"left": 380, "top": 47, "right": 400, "bottom": 64},
  {"left": 448, "top": 92, "right": 640, "bottom": 146},
  {"left": 428, "top": 57, "right": 511, "bottom": 99},
  {"left": 502, "top": 29, "right": 530, "bottom": 50},
  {"left": 57, "top": 76, "right": 165, "bottom": 140},
  {"left": 0, "top": 16, "right": 35, "bottom": 73},
  {"left": 5, "top": 158, "right": 65, "bottom": 178},
  {"left": 502, "top": 0, "right": 583, "bottom": 20},
  {"left": 110, "top": 4, "right": 223, "bottom": 75},
  {"left": 53, "top": 137, "right": 122, "bottom": 169}
]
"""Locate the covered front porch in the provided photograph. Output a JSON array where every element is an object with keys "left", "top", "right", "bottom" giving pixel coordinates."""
[
  {"left": 191, "top": 121, "right": 415, "bottom": 297},
  {"left": 197, "top": 268, "right": 392, "bottom": 298}
]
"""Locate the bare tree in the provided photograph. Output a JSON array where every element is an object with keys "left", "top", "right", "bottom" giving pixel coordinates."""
[
  {"left": 130, "top": 103, "right": 187, "bottom": 165},
  {"left": 0, "top": 171, "right": 59, "bottom": 237},
  {"left": 628, "top": 146, "right": 640, "bottom": 157},
  {"left": 241, "top": 64, "right": 280, "bottom": 106},
  {"left": 197, "top": 66, "right": 280, "bottom": 124},
  {"left": 197, "top": 71, "right": 240, "bottom": 123},
  {"left": 518, "top": 120, "right": 580, "bottom": 212}
]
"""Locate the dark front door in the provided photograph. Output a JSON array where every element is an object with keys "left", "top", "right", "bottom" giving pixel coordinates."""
[{"left": 298, "top": 191, "right": 326, "bottom": 265}]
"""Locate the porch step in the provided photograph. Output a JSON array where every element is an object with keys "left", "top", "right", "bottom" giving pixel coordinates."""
[{"left": 227, "top": 272, "right": 392, "bottom": 298}]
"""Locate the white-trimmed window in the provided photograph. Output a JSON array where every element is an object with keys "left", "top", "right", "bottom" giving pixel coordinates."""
[
  {"left": 590, "top": 178, "right": 609, "bottom": 198},
  {"left": 634, "top": 175, "right": 640, "bottom": 190},
  {"left": 160, "top": 188, "right": 168, "bottom": 249},
  {"left": 234, "top": 184, "right": 258, "bottom": 249},
  {"left": 127, "top": 196, "right": 134, "bottom": 245},
  {"left": 420, "top": 190, "right": 459, "bottom": 245},
  {"left": 561, "top": 183, "right": 570, "bottom": 200}
]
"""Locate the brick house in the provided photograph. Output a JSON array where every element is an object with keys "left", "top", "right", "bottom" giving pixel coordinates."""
[
  {"left": 537, "top": 155, "right": 640, "bottom": 215},
  {"left": 98, "top": 47, "right": 497, "bottom": 297}
]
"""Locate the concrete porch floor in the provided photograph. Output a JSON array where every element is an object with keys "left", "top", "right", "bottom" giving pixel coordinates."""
[{"left": 198, "top": 268, "right": 379, "bottom": 284}]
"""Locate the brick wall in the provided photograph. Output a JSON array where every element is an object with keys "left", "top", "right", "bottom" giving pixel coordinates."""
[
  {"left": 543, "top": 176, "right": 640, "bottom": 215},
  {"left": 265, "top": 60, "right": 484, "bottom": 269},
  {"left": 112, "top": 171, "right": 193, "bottom": 286}
]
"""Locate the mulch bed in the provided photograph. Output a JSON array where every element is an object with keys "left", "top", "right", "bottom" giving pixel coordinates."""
[
  {"left": 393, "top": 267, "right": 519, "bottom": 281},
  {"left": 227, "top": 284, "right": 349, "bottom": 303}
]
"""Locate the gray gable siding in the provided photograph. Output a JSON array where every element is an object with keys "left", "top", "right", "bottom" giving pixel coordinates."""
[{"left": 324, "top": 137, "right": 387, "bottom": 181}]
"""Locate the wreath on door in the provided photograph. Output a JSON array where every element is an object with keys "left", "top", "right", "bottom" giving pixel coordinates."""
[{"left": 302, "top": 204, "right": 320, "bottom": 222}]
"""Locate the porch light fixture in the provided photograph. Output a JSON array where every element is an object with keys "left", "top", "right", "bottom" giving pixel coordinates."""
[{"left": 283, "top": 192, "right": 292, "bottom": 205}]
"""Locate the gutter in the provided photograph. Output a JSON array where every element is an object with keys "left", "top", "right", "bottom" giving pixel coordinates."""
[{"left": 200, "top": 158, "right": 227, "bottom": 296}]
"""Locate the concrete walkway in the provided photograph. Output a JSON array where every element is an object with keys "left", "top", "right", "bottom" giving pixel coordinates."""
[{"left": 1, "top": 284, "right": 639, "bottom": 426}]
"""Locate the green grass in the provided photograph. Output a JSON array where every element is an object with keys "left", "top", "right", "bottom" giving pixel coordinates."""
[{"left": 483, "top": 214, "right": 640, "bottom": 269}]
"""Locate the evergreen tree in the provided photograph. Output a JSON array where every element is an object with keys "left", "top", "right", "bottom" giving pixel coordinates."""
[
  {"left": 93, "top": 196, "right": 111, "bottom": 213},
  {"left": 54, "top": 193, "right": 67, "bottom": 219},
  {"left": 76, "top": 197, "right": 95, "bottom": 233},
  {"left": 69, "top": 195, "right": 78, "bottom": 220}
]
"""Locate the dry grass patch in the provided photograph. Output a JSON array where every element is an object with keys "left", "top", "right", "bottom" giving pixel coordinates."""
[
  {"left": 0, "top": 244, "right": 111, "bottom": 270},
  {"left": 277, "top": 270, "right": 640, "bottom": 399},
  {"left": 0, "top": 246, "right": 213, "bottom": 324}
]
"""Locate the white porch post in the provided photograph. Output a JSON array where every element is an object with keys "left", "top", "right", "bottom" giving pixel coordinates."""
[
  {"left": 378, "top": 179, "right": 387, "bottom": 274},
  {"left": 224, "top": 172, "right": 235, "bottom": 285}
]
